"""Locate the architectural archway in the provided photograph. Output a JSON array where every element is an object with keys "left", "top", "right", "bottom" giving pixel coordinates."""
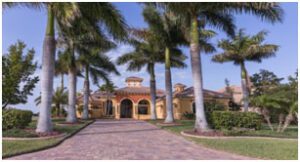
[
  {"left": 138, "top": 99, "right": 150, "bottom": 114},
  {"left": 105, "top": 100, "right": 113, "bottom": 115},
  {"left": 120, "top": 99, "right": 133, "bottom": 118}
]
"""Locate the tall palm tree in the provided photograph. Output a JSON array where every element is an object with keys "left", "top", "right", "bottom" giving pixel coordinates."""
[
  {"left": 4, "top": 2, "right": 81, "bottom": 133},
  {"left": 57, "top": 2, "right": 127, "bottom": 123},
  {"left": 160, "top": 2, "right": 283, "bottom": 132},
  {"left": 213, "top": 29, "right": 278, "bottom": 112},
  {"left": 78, "top": 50, "right": 120, "bottom": 120},
  {"left": 5, "top": 2, "right": 128, "bottom": 132},
  {"left": 117, "top": 31, "right": 187, "bottom": 120},
  {"left": 142, "top": 5, "right": 188, "bottom": 123}
]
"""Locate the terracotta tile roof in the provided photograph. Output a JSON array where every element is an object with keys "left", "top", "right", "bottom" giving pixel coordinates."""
[
  {"left": 125, "top": 76, "right": 143, "bottom": 82},
  {"left": 218, "top": 85, "right": 242, "bottom": 93},
  {"left": 116, "top": 86, "right": 165, "bottom": 96},
  {"left": 158, "top": 87, "right": 231, "bottom": 100},
  {"left": 174, "top": 83, "right": 187, "bottom": 88},
  {"left": 92, "top": 91, "right": 116, "bottom": 99}
]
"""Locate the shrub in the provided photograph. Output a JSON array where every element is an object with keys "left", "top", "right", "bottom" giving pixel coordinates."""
[
  {"left": 204, "top": 100, "right": 226, "bottom": 125},
  {"left": 211, "top": 111, "right": 262, "bottom": 130},
  {"left": 182, "top": 112, "right": 195, "bottom": 120},
  {"left": 2, "top": 109, "right": 33, "bottom": 130},
  {"left": 228, "top": 100, "right": 241, "bottom": 111}
]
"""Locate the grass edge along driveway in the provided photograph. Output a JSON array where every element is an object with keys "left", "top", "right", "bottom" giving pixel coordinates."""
[
  {"left": 146, "top": 120, "right": 298, "bottom": 160},
  {"left": 2, "top": 119, "right": 94, "bottom": 158}
]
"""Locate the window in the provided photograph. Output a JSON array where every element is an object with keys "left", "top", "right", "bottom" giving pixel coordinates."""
[
  {"left": 192, "top": 102, "right": 196, "bottom": 114},
  {"left": 106, "top": 100, "right": 113, "bottom": 115},
  {"left": 138, "top": 100, "right": 149, "bottom": 115}
]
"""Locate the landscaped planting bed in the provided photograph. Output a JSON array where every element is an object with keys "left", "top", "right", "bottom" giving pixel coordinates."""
[{"left": 2, "top": 118, "right": 94, "bottom": 158}]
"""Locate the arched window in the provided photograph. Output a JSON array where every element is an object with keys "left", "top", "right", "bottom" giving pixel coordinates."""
[
  {"left": 106, "top": 100, "right": 113, "bottom": 115},
  {"left": 192, "top": 102, "right": 196, "bottom": 114},
  {"left": 138, "top": 100, "right": 149, "bottom": 115}
]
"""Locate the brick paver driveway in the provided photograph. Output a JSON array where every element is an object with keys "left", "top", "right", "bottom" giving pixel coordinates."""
[{"left": 7, "top": 119, "right": 254, "bottom": 160}]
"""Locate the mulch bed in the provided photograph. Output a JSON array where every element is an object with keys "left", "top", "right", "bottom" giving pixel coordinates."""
[
  {"left": 156, "top": 122, "right": 184, "bottom": 127},
  {"left": 56, "top": 121, "right": 83, "bottom": 126},
  {"left": 183, "top": 130, "right": 224, "bottom": 137},
  {"left": 25, "top": 128, "right": 63, "bottom": 137}
]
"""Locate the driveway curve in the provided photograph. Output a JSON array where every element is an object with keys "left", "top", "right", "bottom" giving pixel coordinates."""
[{"left": 7, "top": 119, "right": 254, "bottom": 160}]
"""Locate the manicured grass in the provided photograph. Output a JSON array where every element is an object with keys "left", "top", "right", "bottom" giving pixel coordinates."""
[
  {"left": 3, "top": 129, "right": 38, "bottom": 138},
  {"left": 191, "top": 137, "right": 298, "bottom": 160},
  {"left": 2, "top": 118, "right": 93, "bottom": 158},
  {"left": 146, "top": 119, "right": 298, "bottom": 160},
  {"left": 2, "top": 138, "right": 63, "bottom": 158}
]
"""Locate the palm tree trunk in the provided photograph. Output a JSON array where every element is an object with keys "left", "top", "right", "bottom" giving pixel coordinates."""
[
  {"left": 190, "top": 17, "right": 210, "bottom": 132},
  {"left": 56, "top": 103, "right": 60, "bottom": 117},
  {"left": 66, "top": 50, "right": 77, "bottom": 123},
  {"left": 277, "top": 113, "right": 285, "bottom": 132},
  {"left": 241, "top": 62, "right": 249, "bottom": 112},
  {"left": 36, "top": 6, "right": 55, "bottom": 133},
  {"left": 281, "top": 113, "right": 294, "bottom": 132},
  {"left": 149, "top": 63, "right": 157, "bottom": 120},
  {"left": 164, "top": 47, "right": 174, "bottom": 123},
  {"left": 82, "top": 64, "right": 89, "bottom": 120},
  {"left": 262, "top": 108, "right": 273, "bottom": 131},
  {"left": 2, "top": 102, "right": 9, "bottom": 109},
  {"left": 61, "top": 74, "right": 64, "bottom": 90},
  {"left": 58, "top": 74, "right": 64, "bottom": 117}
]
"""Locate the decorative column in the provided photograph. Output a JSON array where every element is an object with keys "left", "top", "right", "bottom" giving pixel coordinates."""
[
  {"left": 116, "top": 104, "right": 120, "bottom": 119},
  {"left": 133, "top": 103, "right": 137, "bottom": 119}
]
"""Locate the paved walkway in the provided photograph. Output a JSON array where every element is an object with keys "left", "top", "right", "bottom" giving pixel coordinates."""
[{"left": 7, "top": 119, "right": 254, "bottom": 160}]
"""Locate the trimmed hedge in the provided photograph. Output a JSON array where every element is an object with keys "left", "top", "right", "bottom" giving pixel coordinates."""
[
  {"left": 204, "top": 101, "right": 226, "bottom": 125},
  {"left": 211, "top": 111, "right": 262, "bottom": 130},
  {"left": 182, "top": 112, "right": 195, "bottom": 120},
  {"left": 3, "top": 109, "right": 33, "bottom": 130}
]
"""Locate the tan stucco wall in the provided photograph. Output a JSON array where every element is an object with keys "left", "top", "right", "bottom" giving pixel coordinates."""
[{"left": 77, "top": 95, "right": 230, "bottom": 120}]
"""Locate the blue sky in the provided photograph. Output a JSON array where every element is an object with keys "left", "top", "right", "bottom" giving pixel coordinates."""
[{"left": 2, "top": 3, "right": 298, "bottom": 113}]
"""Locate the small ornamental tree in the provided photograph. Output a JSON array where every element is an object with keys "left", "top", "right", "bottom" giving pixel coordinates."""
[
  {"left": 250, "top": 69, "right": 283, "bottom": 97},
  {"left": 2, "top": 41, "right": 39, "bottom": 109}
]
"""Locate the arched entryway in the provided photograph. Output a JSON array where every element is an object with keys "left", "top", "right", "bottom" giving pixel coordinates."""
[{"left": 120, "top": 99, "right": 133, "bottom": 118}]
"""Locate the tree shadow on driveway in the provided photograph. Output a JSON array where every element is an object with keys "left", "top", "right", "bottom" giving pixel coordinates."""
[{"left": 76, "top": 128, "right": 161, "bottom": 136}]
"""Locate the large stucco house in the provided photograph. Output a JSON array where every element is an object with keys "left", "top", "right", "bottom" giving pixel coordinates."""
[{"left": 76, "top": 76, "right": 231, "bottom": 120}]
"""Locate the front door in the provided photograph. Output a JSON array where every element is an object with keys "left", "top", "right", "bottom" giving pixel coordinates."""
[{"left": 120, "top": 99, "right": 133, "bottom": 118}]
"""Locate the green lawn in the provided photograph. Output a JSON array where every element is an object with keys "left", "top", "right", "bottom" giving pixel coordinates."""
[
  {"left": 2, "top": 118, "right": 93, "bottom": 158},
  {"left": 147, "top": 119, "right": 298, "bottom": 160}
]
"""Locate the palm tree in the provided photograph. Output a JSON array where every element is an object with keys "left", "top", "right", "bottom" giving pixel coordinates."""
[
  {"left": 98, "top": 82, "right": 118, "bottom": 116},
  {"left": 160, "top": 2, "right": 283, "bottom": 132},
  {"left": 78, "top": 50, "right": 120, "bottom": 120},
  {"left": 35, "top": 87, "right": 68, "bottom": 117},
  {"left": 142, "top": 5, "right": 188, "bottom": 123},
  {"left": 4, "top": 2, "right": 82, "bottom": 133},
  {"left": 269, "top": 73, "right": 298, "bottom": 132},
  {"left": 55, "top": 51, "right": 69, "bottom": 90},
  {"left": 117, "top": 31, "right": 187, "bottom": 120},
  {"left": 57, "top": 2, "right": 127, "bottom": 123},
  {"left": 281, "top": 71, "right": 298, "bottom": 132},
  {"left": 250, "top": 94, "right": 281, "bottom": 131},
  {"left": 213, "top": 29, "right": 279, "bottom": 112},
  {"left": 5, "top": 2, "right": 128, "bottom": 132}
]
